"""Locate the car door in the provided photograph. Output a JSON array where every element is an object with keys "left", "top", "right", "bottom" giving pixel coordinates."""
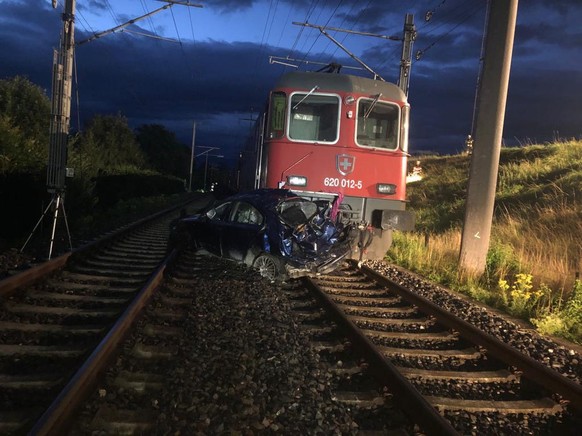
[
  {"left": 220, "top": 201, "right": 265, "bottom": 262},
  {"left": 195, "top": 201, "right": 233, "bottom": 255}
]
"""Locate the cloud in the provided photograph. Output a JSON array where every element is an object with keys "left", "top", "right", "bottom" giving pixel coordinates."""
[
  {"left": 1, "top": 0, "right": 581, "bottom": 166},
  {"left": 196, "top": 0, "right": 257, "bottom": 13},
  {"left": 71, "top": 31, "right": 288, "bottom": 163},
  {"left": 0, "top": 1, "right": 59, "bottom": 85},
  {"left": 80, "top": 0, "right": 108, "bottom": 13}
]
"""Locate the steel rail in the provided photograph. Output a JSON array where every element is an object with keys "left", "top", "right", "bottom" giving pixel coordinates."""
[
  {"left": 357, "top": 262, "right": 582, "bottom": 412},
  {"left": 0, "top": 195, "right": 206, "bottom": 299},
  {"left": 0, "top": 252, "right": 71, "bottom": 298},
  {"left": 71, "top": 195, "right": 205, "bottom": 254},
  {"left": 0, "top": 195, "right": 211, "bottom": 433},
  {"left": 301, "top": 276, "right": 459, "bottom": 436},
  {"left": 29, "top": 249, "right": 177, "bottom": 435}
]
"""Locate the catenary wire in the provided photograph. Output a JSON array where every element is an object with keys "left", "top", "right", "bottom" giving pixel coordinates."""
[
  {"left": 289, "top": 0, "right": 321, "bottom": 60},
  {"left": 275, "top": 2, "right": 294, "bottom": 49},
  {"left": 299, "top": 0, "right": 344, "bottom": 67},
  {"left": 414, "top": 1, "right": 485, "bottom": 62},
  {"left": 324, "top": 0, "right": 371, "bottom": 66},
  {"left": 139, "top": 0, "right": 158, "bottom": 36}
]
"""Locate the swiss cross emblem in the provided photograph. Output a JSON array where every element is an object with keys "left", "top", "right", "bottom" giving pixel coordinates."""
[{"left": 336, "top": 154, "right": 355, "bottom": 176}]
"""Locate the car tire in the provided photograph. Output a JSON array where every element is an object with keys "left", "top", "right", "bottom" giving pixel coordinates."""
[{"left": 253, "top": 253, "right": 282, "bottom": 281}]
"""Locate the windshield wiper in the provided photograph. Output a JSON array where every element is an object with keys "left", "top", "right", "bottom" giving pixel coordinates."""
[
  {"left": 293, "top": 85, "right": 319, "bottom": 110},
  {"left": 364, "top": 93, "right": 382, "bottom": 119}
]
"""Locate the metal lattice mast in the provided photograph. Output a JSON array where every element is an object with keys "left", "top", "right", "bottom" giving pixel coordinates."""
[
  {"left": 398, "top": 14, "right": 416, "bottom": 97},
  {"left": 33, "top": 0, "right": 202, "bottom": 259},
  {"left": 47, "top": 0, "right": 75, "bottom": 193}
]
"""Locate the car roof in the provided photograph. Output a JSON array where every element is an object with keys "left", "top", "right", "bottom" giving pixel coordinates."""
[{"left": 226, "top": 189, "right": 301, "bottom": 209}]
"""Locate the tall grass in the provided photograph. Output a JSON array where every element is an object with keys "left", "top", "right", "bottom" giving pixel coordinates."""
[{"left": 392, "top": 139, "right": 582, "bottom": 343}]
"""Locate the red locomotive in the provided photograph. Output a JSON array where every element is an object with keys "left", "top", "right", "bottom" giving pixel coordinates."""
[{"left": 240, "top": 69, "right": 415, "bottom": 259}]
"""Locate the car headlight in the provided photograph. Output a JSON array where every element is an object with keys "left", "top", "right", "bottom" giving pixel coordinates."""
[
  {"left": 377, "top": 183, "right": 397, "bottom": 195},
  {"left": 287, "top": 175, "right": 307, "bottom": 187}
]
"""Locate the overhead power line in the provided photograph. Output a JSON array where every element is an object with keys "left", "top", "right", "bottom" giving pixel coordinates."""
[
  {"left": 415, "top": 1, "right": 484, "bottom": 62},
  {"left": 324, "top": 0, "right": 371, "bottom": 64},
  {"left": 76, "top": 1, "right": 202, "bottom": 45}
]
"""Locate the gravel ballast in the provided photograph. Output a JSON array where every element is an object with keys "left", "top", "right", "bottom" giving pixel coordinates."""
[
  {"left": 365, "top": 260, "right": 582, "bottom": 385},
  {"left": 153, "top": 260, "right": 359, "bottom": 434},
  {"left": 74, "top": 255, "right": 363, "bottom": 434},
  {"left": 4, "top": 246, "right": 581, "bottom": 434}
]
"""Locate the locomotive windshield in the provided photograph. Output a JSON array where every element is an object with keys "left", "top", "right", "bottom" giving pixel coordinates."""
[
  {"left": 288, "top": 93, "right": 339, "bottom": 143},
  {"left": 356, "top": 98, "right": 399, "bottom": 150}
]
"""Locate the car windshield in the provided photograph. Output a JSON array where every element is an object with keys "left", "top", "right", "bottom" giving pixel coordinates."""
[{"left": 277, "top": 198, "right": 318, "bottom": 227}]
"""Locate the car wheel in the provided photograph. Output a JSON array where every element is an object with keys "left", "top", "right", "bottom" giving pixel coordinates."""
[{"left": 253, "top": 253, "right": 282, "bottom": 281}]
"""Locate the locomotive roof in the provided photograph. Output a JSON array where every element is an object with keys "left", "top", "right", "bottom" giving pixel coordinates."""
[{"left": 274, "top": 71, "right": 407, "bottom": 102}]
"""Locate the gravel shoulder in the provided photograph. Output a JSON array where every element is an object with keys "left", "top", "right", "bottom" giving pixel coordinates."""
[{"left": 365, "top": 259, "right": 582, "bottom": 384}]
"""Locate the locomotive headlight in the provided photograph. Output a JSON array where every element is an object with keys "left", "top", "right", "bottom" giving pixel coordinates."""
[
  {"left": 288, "top": 175, "right": 307, "bottom": 187},
  {"left": 344, "top": 95, "right": 355, "bottom": 105},
  {"left": 377, "top": 183, "right": 397, "bottom": 195}
]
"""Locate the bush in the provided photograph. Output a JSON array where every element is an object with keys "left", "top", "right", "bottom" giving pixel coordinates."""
[{"left": 533, "top": 280, "right": 582, "bottom": 343}]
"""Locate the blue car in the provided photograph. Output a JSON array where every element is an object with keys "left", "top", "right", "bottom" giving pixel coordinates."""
[{"left": 170, "top": 189, "right": 353, "bottom": 280}]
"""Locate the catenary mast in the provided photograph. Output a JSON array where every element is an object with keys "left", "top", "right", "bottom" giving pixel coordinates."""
[
  {"left": 23, "top": 0, "right": 201, "bottom": 259},
  {"left": 459, "top": 0, "right": 519, "bottom": 275}
]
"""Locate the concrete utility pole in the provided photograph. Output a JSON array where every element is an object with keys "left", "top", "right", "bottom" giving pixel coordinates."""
[{"left": 459, "top": 0, "right": 519, "bottom": 275}]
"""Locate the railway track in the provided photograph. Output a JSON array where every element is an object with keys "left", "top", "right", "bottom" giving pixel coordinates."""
[
  {"left": 296, "top": 261, "right": 582, "bottom": 434},
  {"left": 283, "top": 279, "right": 417, "bottom": 434},
  {"left": 67, "top": 252, "right": 225, "bottom": 434},
  {"left": 63, "top": 256, "right": 582, "bottom": 434},
  {"left": 1, "top": 211, "right": 581, "bottom": 433},
  {"left": 0, "top": 196, "right": 211, "bottom": 435},
  {"left": 68, "top": 251, "right": 369, "bottom": 434}
]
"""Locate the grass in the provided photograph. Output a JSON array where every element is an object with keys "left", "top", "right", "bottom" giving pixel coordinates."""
[{"left": 390, "top": 139, "right": 582, "bottom": 343}]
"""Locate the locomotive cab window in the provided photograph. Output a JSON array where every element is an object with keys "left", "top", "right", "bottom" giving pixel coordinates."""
[
  {"left": 356, "top": 98, "right": 399, "bottom": 150},
  {"left": 288, "top": 93, "right": 339, "bottom": 143},
  {"left": 267, "top": 92, "right": 286, "bottom": 139}
]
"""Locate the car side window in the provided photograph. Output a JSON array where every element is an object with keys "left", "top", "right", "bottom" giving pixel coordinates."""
[
  {"left": 210, "top": 202, "right": 232, "bottom": 221},
  {"left": 232, "top": 202, "right": 263, "bottom": 225}
]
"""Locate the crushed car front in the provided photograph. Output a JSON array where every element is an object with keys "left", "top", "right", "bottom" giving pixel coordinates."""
[{"left": 269, "top": 195, "right": 352, "bottom": 278}]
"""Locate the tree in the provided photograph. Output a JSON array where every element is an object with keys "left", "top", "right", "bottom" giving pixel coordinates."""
[
  {"left": 136, "top": 124, "right": 190, "bottom": 179},
  {"left": 72, "top": 113, "right": 147, "bottom": 176},
  {"left": 0, "top": 76, "right": 50, "bottom": 174}
]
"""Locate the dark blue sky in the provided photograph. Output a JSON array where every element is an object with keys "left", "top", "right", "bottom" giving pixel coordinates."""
[{"left": 1, "top": 0, "right": 581, "bottom": 166}]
